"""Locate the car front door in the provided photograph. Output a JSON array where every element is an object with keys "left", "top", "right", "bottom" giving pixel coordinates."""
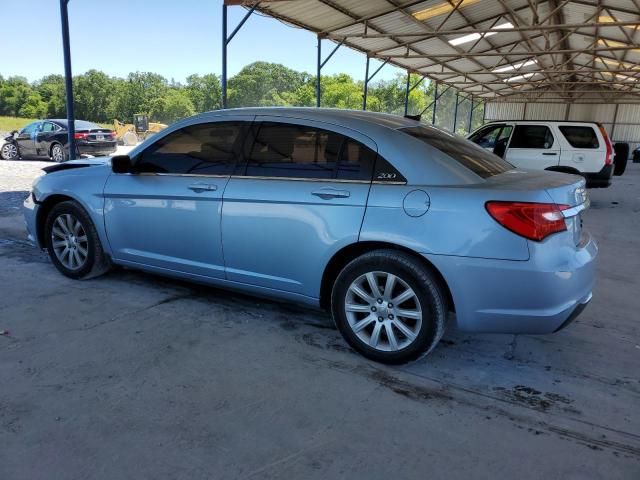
[
  {"left": 15, "top": 122, "right": 41, "bottom": 157},
  {"left": 103, "top": 118, "right": 251, "bottom": 278},
  {"left": 221, "top": 118, "right": 376, "bottom": 298},
  {"left": 505, "top": 124, "right": 560, "bottom": 169},
  {"left": 468, "top": 123, "right": 513, "bottom": 159}
]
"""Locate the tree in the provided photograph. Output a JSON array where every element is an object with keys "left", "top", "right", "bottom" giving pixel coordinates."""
[
  {"left": 153, "top": 89, "right": 195, "bottom": 123},
  {"left": 0, "top": 76, "right": 32, "bottom": 117},
  {"left": 36, "top": 75, "right": 66, "bottom": 118},
  {"left": 185, "top": 74, "right": 221, "bottom": 113},
  {"left": 19, "top": 92, "right": 47, "bottom": 118},
  {"left": 228, "top": 62, "right": 310, "bottom": 107},
  {"left": 73, "top": 70, "right": 114, "bottom": 122},
  {"left": 112, "top": 72, "right": 169, "bottom": 121}
]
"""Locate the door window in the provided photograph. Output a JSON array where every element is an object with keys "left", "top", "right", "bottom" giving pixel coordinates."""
[
  {"left": 245, "top": 123, "right": 375, "bottom": 181},
  {"left": 469, "top": 124, "right": 504, "bottom": 149},
  {"left": 558, "top": 126, "right": 599, "bottom": 148},
  {"left": 20, "top": 122, "right": 40, "bottom": 135},
  {"left": 509, "top": 125, "right": 554, "bottom": 149},
  {"left": 41, "top": 122, "right": 58, "bottom": 133},
  {"left": 135, "top": 122, "right": 246, "bottom": 175}
]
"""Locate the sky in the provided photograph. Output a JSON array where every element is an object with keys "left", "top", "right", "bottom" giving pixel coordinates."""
[{"left": 2, "top": 0, "right": 404, "bottom": 84}]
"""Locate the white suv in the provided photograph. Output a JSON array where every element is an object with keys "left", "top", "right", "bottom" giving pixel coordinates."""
[{"left": 468, "top": 121, "right": 614, "bottom": 187}]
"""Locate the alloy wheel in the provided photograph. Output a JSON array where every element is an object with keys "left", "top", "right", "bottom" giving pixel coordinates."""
[
  {"left": 51, "top": 213, "right": 89, "bottom": 270},
  {"left": 1, "top": 143, "right": 18, "bottom": 160},
  {"left": 344, "top": 271, "right": 422, "bottom": 352},
  {"left": 52, "top": 145, "right": 64, "bottom": 162}
]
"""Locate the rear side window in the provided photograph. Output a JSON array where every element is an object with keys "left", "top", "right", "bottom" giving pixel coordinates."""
[
  {"left": 509, "top": 125, "right": 554, "bottom": 149},
  {"left": 559, "top": 126, "right": 599, "bottom": 149},
  {"left": 400, "top": 126, "right": 513, "bottom": 179},
  {"left": 246, "top": 122, "right": 375, "bottom": 181},
  {"left": 135, "top": 122, "right": 245, "bottom": 175}
]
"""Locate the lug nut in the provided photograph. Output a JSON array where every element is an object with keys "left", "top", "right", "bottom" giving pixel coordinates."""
[
  {"left": 388, "top": 314, "right": 394, "bottom": 320},
  {"left": 377, "top": 298, "right": 383, "bottom": 304},
  {"left": 388, "top": 303, "right": 393, "bottom": 308},
  {"left": 378, "top": 316, "right": 384, "bottom": 322},
  {"left": 371, "top": 306, "right": 377, "bottom": 312}
]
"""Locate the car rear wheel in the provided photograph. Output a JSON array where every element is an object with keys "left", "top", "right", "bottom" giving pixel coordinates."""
[
  {"left": 331, "top": 250, "right": 446, "bottom": 364},
  {"left": 1, "top": 143, "right": 19, "bottom": 160},
  {"left": 50, "top": 143, "right": 66, "bottom": 163},
  {"left": 44, "top": 201, "right": 111, "bottom": 279}
]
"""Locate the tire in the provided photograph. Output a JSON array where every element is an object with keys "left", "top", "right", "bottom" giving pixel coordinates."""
[
  {"left": 1, "top": 142, "right": 19, "bottom": 160},
  {"left": 44, "top": 201, "right": 111, "bottom": 280},
  {"left": 613, "top": 143, "right": 629, "bottom": 176},
  {"left": 50, "top": 143, "right": 67, "bottom": 163},
  {"left": 331, "top": 249, "right": 446, "bottom": 364}
]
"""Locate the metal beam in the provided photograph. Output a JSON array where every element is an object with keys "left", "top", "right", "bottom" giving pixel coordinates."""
[
  {"left": 363, "top": 57, "right": 389, "bottom": 110},
  {"left": 316, "top": 37, "right": 344, "bottom": 107},
  {"left": 222, "top": 2, "right": 259, "bottom": 109},
  {"left": 59, "top": 0, "right": 76, "bottom": 160}
]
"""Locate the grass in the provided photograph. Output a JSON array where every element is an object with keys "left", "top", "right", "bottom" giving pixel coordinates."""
[
  {"left": 0, "top": 116, "right": 38, "bottom": 132},
  {"left": 0, "top": 116, "right": 112, "bottom": 133}
]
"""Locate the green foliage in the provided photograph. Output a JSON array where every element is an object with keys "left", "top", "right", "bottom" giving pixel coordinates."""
[{"left": 0, "top": 62, "right": 483, "bottom": 134}]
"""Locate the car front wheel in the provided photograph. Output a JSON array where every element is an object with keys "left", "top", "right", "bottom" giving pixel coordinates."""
[
  {"left": 1, "top": 143, "right": 19, "bottom": 160},
  {"left": 331, "top": 250, "right": 446, "bottom": 364},
  {"left": 44, "top": 201, "right": 111, "bottom": 279}
]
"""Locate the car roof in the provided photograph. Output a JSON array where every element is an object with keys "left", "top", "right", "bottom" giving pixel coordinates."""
[
  {"left": 188, "top": 107, "right": 423, "bottom": 132},
  {"left": 483, "top": 120, "right": 598, "bottom": 125}
]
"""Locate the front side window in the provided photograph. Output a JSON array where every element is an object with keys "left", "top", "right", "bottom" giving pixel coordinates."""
[
  {"left": 509, "top": 125, "right": 554, "bottom": 149},
  {"left": 135, "top": 122, "right": 246, "bottom": 175},
  {"left": 469, "top": 124, "right": 504, "bottom": 149},
  {"left": 20, "top": 122, "right": 40, "bottom": 135},
  {"left": 400, "top": 126, "right": 513, "bottom": 179},
  {"left": 559, "top": 126, "right": 599, "bottom": 149},
  {"left": 245, "top": 122, "right": 375, "bottom": 181}
]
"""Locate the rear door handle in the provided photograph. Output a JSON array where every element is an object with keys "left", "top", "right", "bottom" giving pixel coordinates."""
[
  {"left": 188, "top": 183, "right": 217, "bottom": 193},
  {"left": 312, "top": 188, "right": 351, "bottom": 200},
  {"left": 542, "top": 152, "right": 558, "bottom": 156}
]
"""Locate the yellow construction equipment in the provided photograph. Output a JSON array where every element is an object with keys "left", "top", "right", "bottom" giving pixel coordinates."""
[{"left": 113, "top": 114, "right": 167, "bottom": 146}]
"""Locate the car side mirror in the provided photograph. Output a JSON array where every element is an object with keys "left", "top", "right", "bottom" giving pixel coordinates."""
[
  {"left": 10, "top": 130, "right": 18, "bottom": 136},
  {"left": 111, "top": 155, "right": 132, "bottom": 174}
]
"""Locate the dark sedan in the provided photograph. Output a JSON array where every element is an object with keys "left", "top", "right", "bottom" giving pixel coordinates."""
[{"left": 1, "top": 119, "right": 117, "bottom": 162}]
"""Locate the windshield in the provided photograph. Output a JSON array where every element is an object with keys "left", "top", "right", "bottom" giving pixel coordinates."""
[{"left": 400, "top": 126, "right": 514, "bottom": 178}]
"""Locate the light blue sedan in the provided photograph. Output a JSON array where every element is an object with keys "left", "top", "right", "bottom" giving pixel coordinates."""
[{"left": 23, "top": 108, "right": 597, "bottom": 363}]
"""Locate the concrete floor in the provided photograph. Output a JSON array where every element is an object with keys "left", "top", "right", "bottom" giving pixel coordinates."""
[{"left": 0, "top": 159, "right": 638, "bottom": 480}]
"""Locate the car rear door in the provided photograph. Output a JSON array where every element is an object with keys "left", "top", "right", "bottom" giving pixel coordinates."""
[
  {"left": 221, "top": 117, "right": 376, "bottom": 298},
  {"left": 556, "top": 124, "right": 605, "bottom": 173},
  {"left": 103, "top": 118, "right": 252, "bottom": 279},
  {"left": 36, "top": 121, "right": 59, "bottom": 157},
  {"left": 505, "top": 124, "right": 560, "bottom": 169}
]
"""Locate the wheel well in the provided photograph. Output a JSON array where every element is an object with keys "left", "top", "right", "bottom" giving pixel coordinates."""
[
  {"left": 545, "top": 166, "right": 582, "bottom": 175},
  {"left": 36, "top": 194, "right": 75, "bottom": 247},
  {"left": 319, "top": 241, "right": 455, "bottom": 313}
]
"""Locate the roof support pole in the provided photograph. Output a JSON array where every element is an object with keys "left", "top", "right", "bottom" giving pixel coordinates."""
[
  {"left": 59, "top": 0, "right": 76, "bottom": 160},
  {"left": 316, "top": 37, "right": 321, "bottom": 108},
  {"left": 222, "top": 4, "right": 228, "bottom": 109},
  {"left": 432, "top": 82, "right": 438, "bottom": 125},
  {"left": 482, "top": 101, "right": 486, "bottom": 123},
  {"left": 363, "top": 57, "right": 389, "bottom": 110},
  {"left": 222, "top": 1, "right": 259, "bottom": 109},
  {"left": 404, "top": 71, "right": 410, "bottom": 116},
  {"left": 468, "top": 98, "right": 474, "bottom": 133},
  {"left": 316, "top": 37, "right": 344, "bottom": 108},
  {"left": 363, "top": 57, "right": 370, "bottom": 110},
  {"left": 453, "top": 92, "right": 460, "bottom": 133}
]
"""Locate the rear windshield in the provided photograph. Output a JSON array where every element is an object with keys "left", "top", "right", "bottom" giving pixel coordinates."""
[
  {"left": 74, "top": 120, "right": 101, "bottom": 130},
  {"left": 399, "top": 126, "right": 513, "bottom": 178},
  {"left": 559, "top": 126, "right": 599, "bottom": 149}
]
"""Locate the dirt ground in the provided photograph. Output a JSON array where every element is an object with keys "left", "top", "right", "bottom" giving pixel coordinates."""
[{"left": 0, "top": 158, "right": 638, "bottom": 479}]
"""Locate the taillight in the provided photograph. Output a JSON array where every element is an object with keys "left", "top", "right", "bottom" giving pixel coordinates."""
[
  {"left": 485, "top": 201, "right": 570, "bottom": 242},
  {"left": 74, "top": 132, "right": 88, "bottom": 139},
  {"left": 597, "top": 124, "right": 613, "bottom": 165}
]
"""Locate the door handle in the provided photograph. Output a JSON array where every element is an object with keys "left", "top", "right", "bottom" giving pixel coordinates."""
[
  {"left": 188, "top": 183, "right": 217, "bottom": 193},
  {"left": 542, "top": 152, "right": 558, "bottom": 156},
  {"left": 312, "top": 188, "right": 351, "bottom": 200}
]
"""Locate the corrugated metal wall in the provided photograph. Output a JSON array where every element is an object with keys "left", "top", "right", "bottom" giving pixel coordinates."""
[{"left": 485, "top": 102, "right": 640, "bottom": 151}]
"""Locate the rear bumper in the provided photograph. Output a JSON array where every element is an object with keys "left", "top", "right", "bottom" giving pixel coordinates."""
[
  {"left": 424, "top": 231, "right": 597, "bottom": 334},
  {"left": 584, "top": 164, "right": 613, "bottom": 188},
  {"left": 75, "top": 142, "right": 117, "bottom": 156}
]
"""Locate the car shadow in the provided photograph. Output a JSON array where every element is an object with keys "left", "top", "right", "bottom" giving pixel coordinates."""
[{"left": 0, "top": 190, "right": 29, "bottom": 216}]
